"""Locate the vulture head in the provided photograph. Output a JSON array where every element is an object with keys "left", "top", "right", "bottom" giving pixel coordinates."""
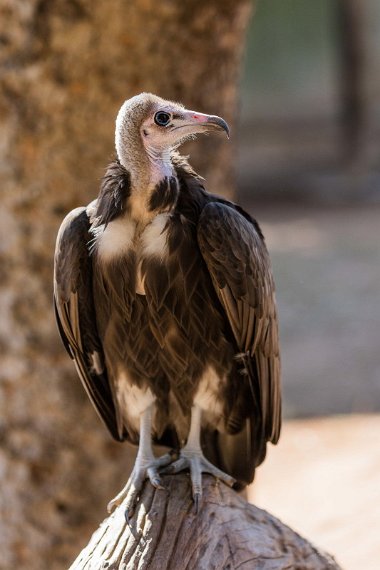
[{"left": 115, "top": 93, "right": 229, "bottom": 186}]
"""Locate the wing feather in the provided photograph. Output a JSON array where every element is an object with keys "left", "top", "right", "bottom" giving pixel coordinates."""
[
  {"left": 54, "top": 206, "right": 123, "bottom": 441},
  {"left": 197, "top": 202, "right": 281, "bottom": 444}
]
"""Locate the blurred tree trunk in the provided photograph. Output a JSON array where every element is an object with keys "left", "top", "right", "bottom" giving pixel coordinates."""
[{"left": 0, "top": 1, "right": 252, "bottom": 568}]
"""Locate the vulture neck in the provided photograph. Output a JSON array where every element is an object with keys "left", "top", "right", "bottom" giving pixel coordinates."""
[{"left": 118, "top": 143, "right": 175, "bottom": 223}]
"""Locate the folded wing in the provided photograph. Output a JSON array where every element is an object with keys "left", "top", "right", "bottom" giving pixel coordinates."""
[
  {"left": 53, "top": 207, "right": 123, "bottom": 441},
  {"left": 197, "top": 202, "right": 281, "bottom": 481}
]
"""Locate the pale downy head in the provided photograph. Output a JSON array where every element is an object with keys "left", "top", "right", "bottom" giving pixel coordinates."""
[{"left": 115, "top": 93, "right": 229, "bottom": 185}]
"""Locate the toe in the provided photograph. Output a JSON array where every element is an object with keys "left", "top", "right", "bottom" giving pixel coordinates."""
[
  {"left": 155, "top": 451, "right": 178, "bottom": 469},
  {"left": 147, "top": 466, "right": 164, "bottom": 489},
  {"left": 107, "top": 495, "right": 124, "bottom": 514},
  {"left": 193, "top": 492, "right": 201, "bottom": 514},
  {"left": 189, "top": 458, "right": 203, "bottom": 499},
  {"left": 161, "top": 456, "right": 188, "bottom": 474},
  {"left": 122, "top": 487, "right": 140, "bottom": 520},
  {"left": 201, "top": 458, "right": 236, "bottom": 487},
  {"left": 107, "top": 480, "right": 131, "bottom": 513},
  {"left": 107, "top": 499, "right": 118, "bottom": 514}
]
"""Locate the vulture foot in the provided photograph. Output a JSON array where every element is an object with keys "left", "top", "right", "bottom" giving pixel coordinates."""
[
  {"left": 162, "top": 448, "right": 236, "bottom": 510},
  {"left": 107, "top": 451, "right": 175, "bottom": 517},
  {"left": 162, "top": 405, "right": 235, "bottom": 509}
]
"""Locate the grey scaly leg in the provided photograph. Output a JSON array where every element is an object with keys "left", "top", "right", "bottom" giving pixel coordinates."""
[
  {"left": 107, "top": 404, "right": 174, "bottom": 517},
  {"left": 163, "top": 405, "right": 235, "bottom": 510}
]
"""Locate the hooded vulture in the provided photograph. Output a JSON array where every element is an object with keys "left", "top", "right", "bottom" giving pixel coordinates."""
[{"left": 54, "top": 93, "right": 281, "bottom": 515}]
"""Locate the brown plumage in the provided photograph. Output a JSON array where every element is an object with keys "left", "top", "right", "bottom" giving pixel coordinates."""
[{"left": 53, "top": 93, "right": 281, "bottom": 512}]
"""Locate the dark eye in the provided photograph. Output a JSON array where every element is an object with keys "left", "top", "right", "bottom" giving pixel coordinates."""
[{"left": 154, "top": 111, "right": 171, "bottom": 126}]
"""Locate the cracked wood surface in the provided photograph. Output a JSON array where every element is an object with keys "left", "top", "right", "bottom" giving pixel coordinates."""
[{"left": 70, "top": 474, "right": 341, "bottom": 569}]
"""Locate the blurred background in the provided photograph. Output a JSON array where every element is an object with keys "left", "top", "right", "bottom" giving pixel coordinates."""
[
  {"left": 240, "top": 0, "right": 380, "bottom": 417},
  {"left": 240, "top": 3, "right": 380, "bottom": 570},
  {"left": 0, "top": 1, "right": 379, "bottom": 568}
]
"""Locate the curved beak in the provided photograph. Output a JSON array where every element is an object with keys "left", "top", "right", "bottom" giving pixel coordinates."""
[
  {"left": 171, "top": 110, "right": 230, "bottom": 139},
  {"left": 201, "top": 114, "right": 230, "bottom": 138}
]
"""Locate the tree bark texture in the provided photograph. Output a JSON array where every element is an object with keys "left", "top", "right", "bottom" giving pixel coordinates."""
[
  {"left": 0, "top": 1, "right": 252, "bottom": 568},
  {"left": 70, "top": 475, "right": 341, "bottom": 570}
]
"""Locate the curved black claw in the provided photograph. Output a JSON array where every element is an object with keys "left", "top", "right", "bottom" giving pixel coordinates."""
[
  {"left": 125, "top": 508, "right": 142, "bottom": 542},
  {"left": 193, "top": 492, "right": 201, "bottom": 514}
]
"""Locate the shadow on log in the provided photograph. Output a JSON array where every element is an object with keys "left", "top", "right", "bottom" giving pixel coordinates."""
[{"left": 70, "top": 474, "right": 341, "bottom": 569}]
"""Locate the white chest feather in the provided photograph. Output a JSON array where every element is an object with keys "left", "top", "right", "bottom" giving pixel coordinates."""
[
  {"left": 96, "top": 213, "right": 170, "bottom": 260},
  {"left": 96, "top": 218, "right": 136, "bottom": 261},
  {"left": 140, "top": 213, "right": 170, "bottom": 258},
  {"left": 96, "top": 213, "right": 171, "bottom": 295}
]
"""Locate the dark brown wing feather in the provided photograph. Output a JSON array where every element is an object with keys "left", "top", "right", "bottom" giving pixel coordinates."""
[
  {"left": 53, "top": 206, "right": 123, "bottom": 441},
  {"left": 197, "top": 202, "right": 281, "bottom": 447}
]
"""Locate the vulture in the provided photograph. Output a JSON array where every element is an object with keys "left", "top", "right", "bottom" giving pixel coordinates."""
[{"left": 54, "top": 93, "right": 281, "bottom": 515}]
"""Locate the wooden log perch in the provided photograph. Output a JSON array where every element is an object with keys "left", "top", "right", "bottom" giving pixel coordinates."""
[{"left": 70, "top": 474, "right": 341, "bottom": 569}]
